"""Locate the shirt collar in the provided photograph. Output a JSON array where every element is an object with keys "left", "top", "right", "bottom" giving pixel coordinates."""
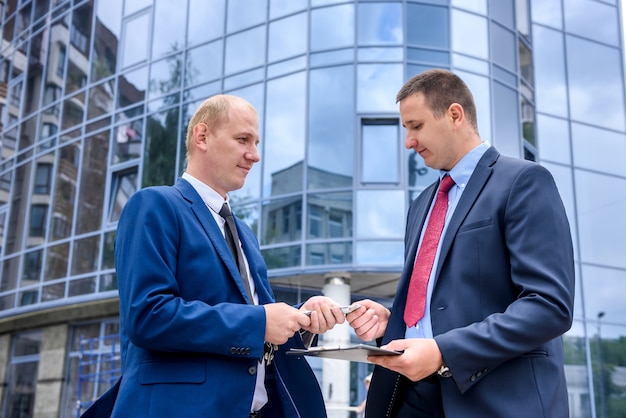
[
  {"left": 181, "top": 172, "right": 228, "bottom": 214},
  {"left": 440, "top": 141, "right": 490, "bottom": 188}
]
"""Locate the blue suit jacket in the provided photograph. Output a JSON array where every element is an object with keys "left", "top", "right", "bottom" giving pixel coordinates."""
[
  {"left": 366, "top": 147, "right": 575, "bottom": 418},
  {"left": 105, "top": 178, "right": 326, "bottom": 418}
]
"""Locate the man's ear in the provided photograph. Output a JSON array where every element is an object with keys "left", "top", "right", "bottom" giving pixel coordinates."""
[
  {"left": 192, "top": 123, "right": 209, "bottom": 150},
  {"left": 448, "top": 103, "right": 464, "bottom": 126}
]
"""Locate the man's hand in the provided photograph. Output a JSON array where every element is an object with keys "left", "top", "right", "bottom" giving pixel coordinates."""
[
  {"left": 345, "top": 299, "right": 390, "bottom": 341},
  {"left": 264, "top": 303, "right": 311, "bottom": 345},
  {"left": 368, "top": 338, "right": 443, "bottom": 382},
  {"left": 299, "top": 296, "right": 346, "bottom": 334}
]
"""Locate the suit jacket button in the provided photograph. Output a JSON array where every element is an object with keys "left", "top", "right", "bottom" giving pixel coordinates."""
[
  {"left": 230, "top": 347, "right": 237, "bottom": 354},
  {"left": 470, "top": 375, "right": 477, "bottom": 382},
  {"left": 248, "top": 366, "right": 257, "bottom": 375},
  {"left": 245, "top": 348, "right": 251, "bottom": 355}
]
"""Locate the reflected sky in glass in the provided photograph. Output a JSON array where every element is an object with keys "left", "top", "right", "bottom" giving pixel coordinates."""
[
  {"left": 311, "top": 4, "right": 354, "bottom": 51},
  {"left": 357, "top": 2, "right": 402, "bottom": 45},
  {"left": 268, "top": 12, "right": 307, "bottom": 62},
  {"left": 356, "top": 190, "right": 404, "bottom": 238},
  {"left": 532, "top": 25, "right": 568, "bottom": 118},
  {"left": 264, "top": 73, "right": 306, "bottom": 197},
  {"left": 357, "top": 64, "right": 402, "bottom": 113},
  {"left": 225, "top": 26, "right": 266, "bottom": 75},
  {"left": 188, "top": 0, "right": 225, "bottom": 46},
  {"left": 571, "top": 123, "right": 626, "bottom": 176},
  {"left": 452, "top": 9, "right": 488, "bottom": 59},
  {"left": 227, "top": 0, "right": 267, "bottom": 33},
  {"left": 566, "top": 35, "right": 625, "bottom": 132},
  {"left": 564, "top": 0, "right": 619, "bottom": 46}
]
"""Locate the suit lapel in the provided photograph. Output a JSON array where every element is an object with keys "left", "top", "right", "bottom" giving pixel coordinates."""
[{"left": 174, "top": 179, "right": 255, "bottom": 303}]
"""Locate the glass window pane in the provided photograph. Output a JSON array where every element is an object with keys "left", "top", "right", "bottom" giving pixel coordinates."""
[
  {"left": 45, "top": 242, "right": 70, "bottom": 281},
  {"left": 358, "top": 2, "right": 402, "bottom": 45},
  {"left": 452, "top": 9, "right": 488, "bottom": 59},
  {"left": 564, "top": 0, "right": 619, "bottom": 46},
  {"left": 356, "top": 190, "right": 404, "bottom": 238},
  {"left": 71, "top": 235, "right": 100, "bottom": 276},
  {"left": 22, "top": 249, "right": 43, "bottom": 285},
  {"left": 308, "top": 65, "right": 355, "bottom": 188},
  {"left": 269, "top": 12, "right": 307, "bottom": 62},
  {"left": 490, "top": 23, "right": 515, "bottom": 72},
  {"left": 492, "top": 81, "right": 520, "bottom": 158},
  {"left": 263, "top": 73, "right": 306, "bottom": 197},
  {"left": 406, "top": 4, "right": 448, "bottom": 48},
  {"left": 357, "top": 64, "right": 402, "bottom": 113},
  {"left": 311, "top": 4, "right": 354, "bottom": 51},
  {"left": 261, "top": 245, "right": 301, "bottom": 269},
  {"left": 69, "top": 276, "right": 97, "bottom": 296},
  {"left": 76, "top": 132, "right": 109, "bottom": 234},
  {"left": 62, "top": 92, "right": 85, "bottom": 131},
  {"left": 109, "top": 169, "right": 138, "bottom": 223},
  {"left": 571, "top": 124, "right": 626, "bottom": 176},
  {"left": 361, "top": 120, "right": 399, "bottom": 183},
  {"left": 456, "top": 70, "right": 492, "bottom": 144},
  {"left": 149, "top": 54, "right": 183, "bottom": 100},
  {"left": 112, "top": 118, "right": 143, "bottom": 164},
  {"left": 117, "top": 66, "right": 148, "bottom": 110},
  {"left": 88, "top": 81, "right": 115, "bottom": 120},
  {"left": 306, "top": 242, "right": 352, "bottom": 265},
  {"left": 188, "top": 0, "right": 225, "bottom": 46},
  {"left": 356, "top": 241, "right": 403, "bottom": 265},
  {"left": 262, "top": 196, "right": 302, "bottom": 245},
  {"left": 152, "top": 0, "right": 186, "bottom": 58},
  {"left": 91, "top": 0, "right": 122, "bottom": 82},
  {"left": 489, "top": 0, "right": 514, "bottom": 27},
  {"left": 225, "top": 26, "right": 266, "bottom": 75},
  {"left": 185, "top": 40, "right": 223, "bottom": 88},
  {"left": 121, "top": 11, "right": 149, "bottom": 68},
  {"left": 42, "top": 282, "right": 65, "bottom": 302},
  {"left": 533, "top": 25, "right": 568, "bottom": 117},
  {"left": 531, "top": 0, "right": 562, "bottom": 29},
  {"left": 270, "top": 0, "right": 307, "bottom": 19},
  {"left": 537, "top": 114, "right": 570, "bottom": 164},
  {"left": 1, "top": 256, "right": 20, "bottom": 293},
  {"left": 124, "top": 0, "right": 151, "bottom": 16},
  {"left": 307, "top": 192, "right": 352, "bottom": 239},
  {"left": 575, "top": 171, "right": 626, "bottom": 268},
  {"left": 451, "top": 0, "right": 487, "bottom": 14},
  {"left": 566, "top": 35, "right": 625, "bottom": 131},
  {"left": 50, "top": 143, "right": 79, "bottom": 241},
  {"left": 143, "top": 108, "right": 178, "bottom": 187},
  {"left": 227, "top": 0, "right": 267, "bottom": 33}
]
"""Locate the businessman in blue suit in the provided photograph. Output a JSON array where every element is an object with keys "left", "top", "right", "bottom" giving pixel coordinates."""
[
  {"left": 347, "top": 69, "right": 575, "bottom": 417},
  {"left": 109, "top": 94, "right": 345, "bottom": 417}
]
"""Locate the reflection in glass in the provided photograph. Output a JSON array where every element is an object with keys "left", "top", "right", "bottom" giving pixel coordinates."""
[
  {"left": 572, "top": 124, "right": 626, "bottom": 176},
  {"left": 76, "top": 132, "right": 109, "bottom": 234},
  {"left": 71, "top": 235, "right": 100, "bottom": 275},
  {"left": 521, "top": 97, "right": 535, "bottom": 147},
  {"left": 361, "top": 119, "right": 399, "bottom": 183},
  {"left": 407, "top": 4, "right": 448, "bottom": 48},
  {"left": 566, "top": 36, "right": 625, "bottom": 132},
  {"left": 262, "top": 196, "right": 302, "bottom": 245},
  {"left": 533, "top": 25, "right": 567, "bottom": 118},
  {"left": 92, "top": 0, "right": 122, "bottom": 82},
  {"left": 490, "top": 23, "right": 515, "bottom": 73},
  {"left": 262, "top": 245, "right": 301, "bottom": 269},
  {"left": 270, "top": 0, "right": 307, "bottom": 19},
  {"left": 6, "top": 163, "right": 32, "bottom": 254},
  {"left": 530, "top": 0, "right": 562, "bottom": 29},
  {"left": 124, "top": 0, "right": 151, "bottom": 16},
  {"left": 357, "top": 64, "right": 402, "bottom": 113},
  {"left": 575, "top": 170, "right": 626, "bottom": 269},
  {"left": 1, "top": 256, "right": 20, "bottom": 293},
  {"left": 22, "top": 249, "right": 43, "bottom": 286},
  {"left": 452, "top": 0, "right": 487, "bottom": 14},
  {"left": 121, "top": 12, "right": 149, "bottom": 69},
  {"left": 152, "top": 0, "right": 186, "bottom": 59},
  {"left": 62, "top": 92, "right": 85, "bottom": 131},
  {"left": 408, "top": 151, "right": 439, "bottom": 191},
  {"left": 143, "top": 108, "right": 178, "bottom": 187},
  {"left": 307, "top": 192, "right": 352, "bottom": 239},
  {"left": 225, "top": 26, "right": 266, "bottom": 75},
  {"left": 69, "top": 276, "right": 96, "bottom": 297},
  {"left": 42, "top": 282, "right": 65, "bottom": 302},
  {"left": 227, "top": 0, "right": 267, "bottom": 33},
  {"left": 24, "top": 32, "right": 45, "bottom": 116},
  {"left": 149, "top": 54, "right": 183, "bottom": 100},
  {"left": 311, "top": 4, "right": 354, "bottom": 51},
  {"left": 264, "top": 72, "right": 306, "bottom": 197},
  {"left": 268, "top": 13, "right": 307, "bottom": 62},
  {"left": 109, "top": 169, "right": 138, "bottom": 223},
  {"left": 185, "top": 41, "right": 223, "bottom": 88},
  {"left": 537, "top": 114, "right": 570, "bottom": 165},
  {"left": 50, "top": 143, "right": 79, "bottom": 241},
  {"left": 117, "top": 66, "right": 147, "bottom": 110},
  {"left": 46, "top": 242, "right": 70, "bottom": 281},
  {"left": 457, "top": 70, "right": 491, "bottom": 144},
  {"left": 356, "top": 190, "right": 404, "bottom": 239},
  {"left": 88, "top": 81, "right": 115, "bottom": 120},
  {"left": 112, "top": 118, "right": 142, "bottom": 164},
  {"left": 66, "top": 3, "right": 92, "bottom": 94},
  {"left": 359, "top": 47, "right": 403, "bottom": 62},
  {"left": 492, "top": 82, "right": 520, "bottom": 158},
  {"left": 188, "top": 0, "right": 225, "bottom": 46},
  {"left": 308, "top": 65, "right": 354, "bottom": 187},
  {"left": 306, "top": 242, "right": 352, "bottom": 265},
  {"left": 452, "top": 9, "right": 488, "bottom": 59},
  {"left": 358, "top": 3, "right": 402, "bottom": 45},
  {"left": 356, "top": 241, "right": 403, "bottom": 265},
  {"left": 564, "top": 0, "right": 619, "bottom": 46}
]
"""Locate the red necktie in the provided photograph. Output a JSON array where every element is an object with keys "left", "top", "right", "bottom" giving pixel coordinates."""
[{"left": 404, "top": 175, "right": 456, "bottom": 327}]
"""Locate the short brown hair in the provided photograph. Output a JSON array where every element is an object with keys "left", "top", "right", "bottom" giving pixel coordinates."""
[{"left": 396, "top": 69, "right": 479, "bottom": 133}]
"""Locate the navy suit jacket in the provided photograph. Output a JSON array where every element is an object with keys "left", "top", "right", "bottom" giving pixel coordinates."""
[
  {"left": 96, "top": 178, "right": 326, "bottom": 418},
  {"left": 366, "top": 147, "right": 575, "bottom": 418}
]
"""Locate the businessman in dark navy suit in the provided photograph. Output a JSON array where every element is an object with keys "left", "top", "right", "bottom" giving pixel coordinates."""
[
  {"left": 347, "top": 69, "right": 575, "bottom": 417},
  {"left": 106, "top": 94, "right": 345, "bottom": 418}
]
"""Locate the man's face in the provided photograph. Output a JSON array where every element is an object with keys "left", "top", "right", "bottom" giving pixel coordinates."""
[
  {"left": 203, "top": 104, "right": 260, "bottom": 197},
  {"left": 400, "top": 93, "right": 459, "bottom": 171}
]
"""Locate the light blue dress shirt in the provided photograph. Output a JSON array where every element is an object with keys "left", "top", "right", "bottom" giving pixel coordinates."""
[{"left": 405, "top": 141, "right": 490, "bottom": 339}]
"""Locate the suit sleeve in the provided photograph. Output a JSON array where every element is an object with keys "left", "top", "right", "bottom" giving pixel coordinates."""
[
  {"left": 114, "top": 187, "right": 267, "bottom": 358},
  {"left": 434, "top": 163, "right": 575, "bottom": 393}
]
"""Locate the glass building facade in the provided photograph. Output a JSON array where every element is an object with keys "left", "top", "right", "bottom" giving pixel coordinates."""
[{"left": 0, "top": 0, "right": 625, "bottom": 417}]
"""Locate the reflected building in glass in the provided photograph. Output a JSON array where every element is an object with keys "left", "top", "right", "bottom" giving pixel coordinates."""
[{"left": 0, "top": 0, "right": 625, "bottom": 417}]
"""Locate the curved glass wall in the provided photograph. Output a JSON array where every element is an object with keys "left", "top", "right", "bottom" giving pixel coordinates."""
[{"left": 0, "top": 0, "right": 625, "bottom": 417}]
